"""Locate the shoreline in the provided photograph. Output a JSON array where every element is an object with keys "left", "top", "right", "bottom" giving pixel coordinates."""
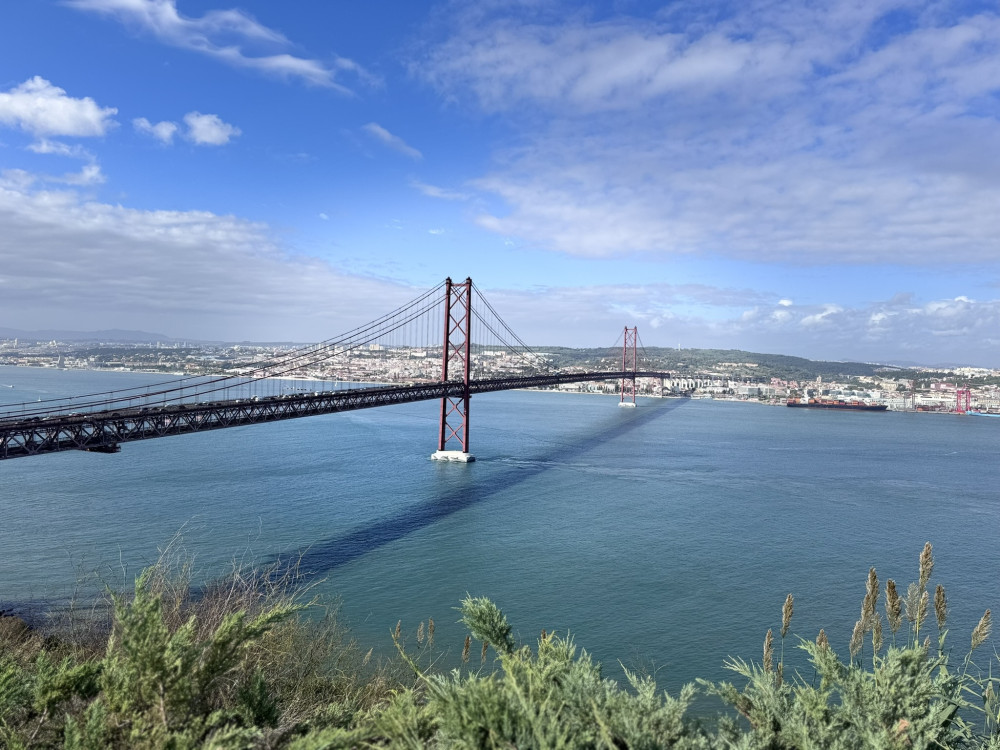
[{"left": 0, "top": 363, "right": 973, "bottom": 416}]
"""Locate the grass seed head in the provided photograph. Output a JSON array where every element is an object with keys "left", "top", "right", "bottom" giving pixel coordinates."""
[
  {"left": 417, "top": 621, "right": 425, "bottom": 645},
  {"left": 904, "top": 582, "right": 920, "bottom": 624},
  {"left": 862, "top": 568, "right": 879, "bottom": 630},
  {"left": 934, "top": 585, "right": 948, "bottom": 631},
  {"left": 917, "top": 590, "right": 929, "bottom": 632},
  {"left": 781, "top": 594, "right": 794, "bottom": 639},
  {"left": 849, "top": 619, "right": 864, "bottom": 659},
  {"left": 886, "top": 579, "right": 903, "bottom": 634},
  {"left": 462, "top": 635, "right": 471, "bottom": 663},
  {"left": 919, "top": 542, "right": 934, "bottom": 592},
  {"left": 873, "top": 612, "right": 884, "bottom": 653},
  {"left": 817, "top": 629, "right": 829, "bottom": 650},
  {"left": 428, "top": 617, "right": 435, "bottom": 648},
  {"left": 972, "top": 609, "right": 992, "bottom": 651}
]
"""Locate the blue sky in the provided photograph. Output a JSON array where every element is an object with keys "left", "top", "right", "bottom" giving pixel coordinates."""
[{"left": 2, "top": 0, "right": 1000, "bottom": 366}]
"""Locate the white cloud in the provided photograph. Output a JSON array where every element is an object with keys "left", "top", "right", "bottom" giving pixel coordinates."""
[
  {"left": 0, "top": 169, "right": 38, "bottom": 191},
  {"left": 27, "top": 139, "right": 94, "bottom": 160},
  {"left": 53, "top": 164, "right": 106, "bottom": 186},
  {"left": 411, "top": 180, "right": 470, "bottom": 200},
  {"left": 318, "top": 212, "right": 329, "bottom": 220},
  {"left": 183, "top": 112, "right": 240, "bottom": 146},
  {"left": 133, "top": 117, "right": 179, "bottom": 144},
  {"left": 362, "top": 123, "right": 422, "bottom": 160},
  {"left": 800, "top": 305, "right": 843, "bottom": 328},
  {"left": 68, "top": 0, "right": 375, "bottom": 92},
  {"left": 0, "top": 77, "right": 117, "bottom": 137}
]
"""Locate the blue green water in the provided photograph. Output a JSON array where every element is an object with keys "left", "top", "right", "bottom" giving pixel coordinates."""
[{"left": 2, "top": 365, "right": 998, "bottom": 693}]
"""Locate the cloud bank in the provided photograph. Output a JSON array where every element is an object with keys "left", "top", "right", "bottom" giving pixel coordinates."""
[
  {"left": 0, "top": 173, "right": 415, "bottom": 341},
  {"left": 415, "top": 1, "right": 1000, "bottom": 266}
]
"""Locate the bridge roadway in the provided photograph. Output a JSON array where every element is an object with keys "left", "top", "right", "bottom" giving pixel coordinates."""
[{"left": 0, "top": 371, "right": 669, "bottom": 460}]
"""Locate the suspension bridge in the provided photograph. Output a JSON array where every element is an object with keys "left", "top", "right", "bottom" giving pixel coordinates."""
[{"left": 0, "top": 278, "right": 670, "bottom": 462}]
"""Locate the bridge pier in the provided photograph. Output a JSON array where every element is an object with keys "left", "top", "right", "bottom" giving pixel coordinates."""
[{"left": 430, "top": 449, "right": 475, "bottom": 462}]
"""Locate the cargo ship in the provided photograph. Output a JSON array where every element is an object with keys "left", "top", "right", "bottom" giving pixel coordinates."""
[{"left": 787, "top": 398, "right": 888, "bottom": 411}]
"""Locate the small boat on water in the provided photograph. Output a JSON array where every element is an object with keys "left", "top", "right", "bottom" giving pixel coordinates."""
[{"left": 787, "top": 398, "right": 888, "bottom": 412}]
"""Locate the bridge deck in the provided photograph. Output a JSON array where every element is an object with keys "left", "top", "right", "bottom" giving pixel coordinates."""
[{"left": 0, "top": 371, "right": 669, "bottom": 460}]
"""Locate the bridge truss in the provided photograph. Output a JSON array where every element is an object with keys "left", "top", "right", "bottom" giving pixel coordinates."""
[{"left": 0, "top": 371, "right": 670, "bottom": 460}]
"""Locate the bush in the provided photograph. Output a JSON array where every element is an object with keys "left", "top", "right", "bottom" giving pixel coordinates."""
[{"left": 2, "top": 542, "right": 999, "bottom": 748}]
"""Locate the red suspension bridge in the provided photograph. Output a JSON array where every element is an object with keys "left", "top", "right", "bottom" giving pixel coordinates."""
[{"left": 0, "top": 278, "right": 670, "bottom": 461}]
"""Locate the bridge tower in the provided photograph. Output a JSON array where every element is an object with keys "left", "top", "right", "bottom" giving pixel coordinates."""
[
  {"left": 431, "top": 277, "right": 476, "bottom": 462},
  {"left": 619, "top": 326, "right": 638, "bottom": 408},
  {"left": 956, "top": 387, "right": 971, "bottom": 414}
]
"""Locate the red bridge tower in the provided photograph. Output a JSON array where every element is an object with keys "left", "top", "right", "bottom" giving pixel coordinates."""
[
  {"left": 619, "top": 326, "right": 638, "bottom": 407},
  {"left": 431, "top": 277, "right": 475, "bottom": 462}
]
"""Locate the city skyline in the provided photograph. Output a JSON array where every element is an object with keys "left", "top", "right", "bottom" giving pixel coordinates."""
[{"left": 2, "top": 1, "right": 1000, "bottom": 366}]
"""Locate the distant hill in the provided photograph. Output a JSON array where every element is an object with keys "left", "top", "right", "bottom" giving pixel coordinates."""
[
  {"left": 536, "top": 345, "right": 932, "bottom": 382},
  {"left": 0, "top": 327, "right": 177, "bottom": 343},
  {"left": 1, "top": 326, "right": 959, "bottom": 382}
]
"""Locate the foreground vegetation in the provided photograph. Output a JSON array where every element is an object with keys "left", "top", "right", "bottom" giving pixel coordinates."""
[{"left": 2, "top": 543, "right": 998, "bottom": 748}]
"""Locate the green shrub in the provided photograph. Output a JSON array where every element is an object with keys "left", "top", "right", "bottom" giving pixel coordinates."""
[{"left": 4, "top": 542, "right": 1000, "bottom": 748}]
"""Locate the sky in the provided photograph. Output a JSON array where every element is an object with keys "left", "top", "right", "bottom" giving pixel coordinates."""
[{"left": 2, "top": 0, "right": 1000, "bottom": 366}]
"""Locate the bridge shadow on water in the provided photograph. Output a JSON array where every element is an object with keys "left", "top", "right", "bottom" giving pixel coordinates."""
[
  {"left": 283, "top": 397, "right": 688, "bottom": 579},
  {"left": 0, "top": 398, "right": 688, "bottom": 622}
]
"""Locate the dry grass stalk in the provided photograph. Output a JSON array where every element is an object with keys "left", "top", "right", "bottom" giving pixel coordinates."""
[
  {"left": 0, "top": 615, "right": 44, "bottom": 664},
  {"left": 849, "top": 619, "right": 864, "bottom": 659},
  {"left": 763, "top": 629, "right": 774, "bottom": 673},
  {"left": 972, "top": 609, "right": 992, "bottom": 651},
  {"left": 905, "top": 583, "right": 920, "bottom": 624},
  {"left": 919, "top": 541, "right": 934, "bottom": 592},
  {"left": 917, "top": 590, "right": 929, "bottom": 633},
  {"left": 816, "top": 629, "right": 829, "bottom": 650},
  {"left": 540, "top": 629, "right": 547, "bottom": 641},
  {"left": 462, "top": 635, "right": 471, "bottom": 663},
  {"left": 428, "top": 618, "right": 435, "bottom": 648},
  {"left": 417, "top": 621, "right": 425, "bottom": 645},
  {"left": 872, "top": 612, "right": 884, "bottom": 653},
  {"left": 394, "top": 620, "right": 402, "bottom": 642},
  {"left": 481, "top": 641, "right": 489, "bottom": 664},
  {"left": 885, "top": 579, "right": 903, "bottom": 634},
  {"left": 781, "top": 594, "right": 794, "bottom": 639},
  {"left": 934, "top": 585, "right": 948, "bottom": 631}
]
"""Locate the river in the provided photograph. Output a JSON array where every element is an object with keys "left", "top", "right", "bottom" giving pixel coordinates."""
[{"left": 1, "top": 364, "right": 997, "bottom": 694}]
